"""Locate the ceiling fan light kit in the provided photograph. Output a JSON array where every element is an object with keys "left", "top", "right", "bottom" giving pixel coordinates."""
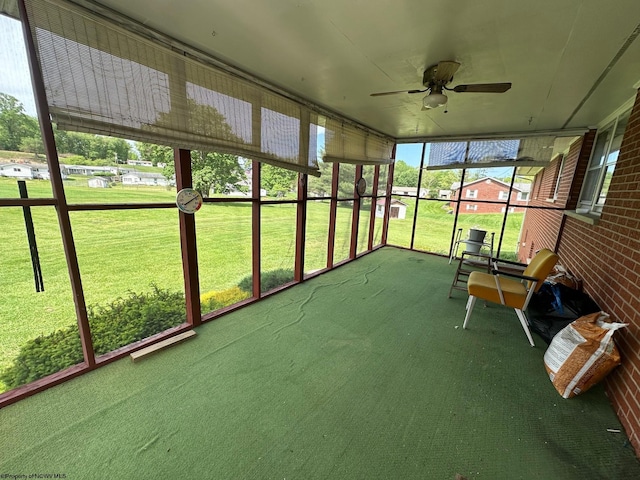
[{"left": 423, "top": 85, "right": 448, "bottom": 109}]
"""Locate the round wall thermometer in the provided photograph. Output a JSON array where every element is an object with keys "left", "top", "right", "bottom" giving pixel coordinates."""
[
  {"left": 356, "top": 177, "right": 367, "bottom": 196},
  {"left": 176, "top": 188, "right": 203, "bottom": 214}
]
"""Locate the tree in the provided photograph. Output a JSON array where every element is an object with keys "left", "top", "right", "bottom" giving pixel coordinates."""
[
  {"left": 156, "top": 148, "right": 246, "bottom": 197},
  {"left": 336, "top": 163, "right": 358, "bottom": 200},
  {"left": 307, "top": 159, "right": 334, "bottom": 197},
  {"left": 466, "top": 168, "right": 488, "bottom": 181},
  {"left": 392, "top": 160, "right": 419, "bottom": 187},
  {"left": 191, "top": 151, "right": 247, "bottom": 197},
  {"left": 19, "top": 136, "right": 44, "bottom": 157},
  {"left": 0, "top": 93, "right": 39, "bottom": 151},
  {"left": 53, "top": 130, "right": 130, "bottom": 162},
  {"left": 421, "top": 169, "right": 460, "bottom": 197},
  {"left": 144, "top": 99, "right": 248, "bottom": 196},
  {"left": 261, "top": 163, "right": 297, "bottom": 197},
  {"left": 137, "top": 142, "right": 173, "bottom": 166}
]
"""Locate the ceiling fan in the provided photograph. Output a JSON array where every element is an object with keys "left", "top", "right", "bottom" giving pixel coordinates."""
[{"left": 370, "top": 60, "right": 511, "bottom": 110}]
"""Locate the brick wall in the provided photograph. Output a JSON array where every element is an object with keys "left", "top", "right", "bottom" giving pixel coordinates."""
[
  {"left": 556, "top": 90, "right": 640, "bottom": 453},
  {"left": 518, "top": 131, "right": 597, "bottom": 262},
  {"left": 518, "top": 155, "right": 564, "bottom": 262}
]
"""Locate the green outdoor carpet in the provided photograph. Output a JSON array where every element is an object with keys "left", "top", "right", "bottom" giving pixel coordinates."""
[{"left": 1, "top": 247, "right": 638, "bottom": 479}]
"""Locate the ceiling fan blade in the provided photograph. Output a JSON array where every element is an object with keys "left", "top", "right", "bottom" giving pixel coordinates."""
[
  {"left": 453, "top": 82, "right": 512, "bottom": 93},
  {"left": 370, "top": 88, "right": 427, "bottom": 97},
  {"left": 370, "top": 90, "right": 409, "bottom": 97},
  {"left": 433, "top": 61, "right": 461, "bottom": 83}
]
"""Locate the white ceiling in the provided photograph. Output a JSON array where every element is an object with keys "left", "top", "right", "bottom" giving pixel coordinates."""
[{"left": 94, "top": 0, "right": 640, "bottom": 140}]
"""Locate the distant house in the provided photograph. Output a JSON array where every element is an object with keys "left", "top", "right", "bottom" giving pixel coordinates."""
[
  {"left": 0, "top": 162, "right": 66, "bottom": 180},
  {"left": 62, "top": 165, "right": 119, "bottom": 176},
  {"left": 391, "top": 186, "right": 428, "bottom": 198},
  {"left": 88, "top": 177, "right": 110, "bottom": 188},
  {"left": 449, "top": 177, "right": 530, "bottom": 214},
  {"left": 376, "top": 198, "right": 408, "bottom": 220},
  {"left": 127, "top": 159, "right": 153, "bottom": 167},
  {"left": 121, "top": 172, "right": 172, "bottom": 186}
]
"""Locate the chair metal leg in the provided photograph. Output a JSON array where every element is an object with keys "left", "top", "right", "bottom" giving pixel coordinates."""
[
  {"left": 463, "top": 295, "right": 476, "bottom": 329},
  {"left": 515, "top": 309, "right": 535, "bottom": 347}
]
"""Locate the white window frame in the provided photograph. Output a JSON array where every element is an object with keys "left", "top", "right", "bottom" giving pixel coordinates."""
[
  {"left": 578, "top": 102, "right": 632, "bottom": 214},
  {"left": 466, "top": 204, "right": 477, "bottom": 211},
  {"left": 466, "top": 189, "right": 478, "bottom": 199},
  {"left": 517, "top": 191, "right": 529, "bottom": 201},
  {"left": 552, "top": 154, "right": 565, "bottom": 200},
  {"left": 498, "top": 190, "right": 509, "bottom": 200}
]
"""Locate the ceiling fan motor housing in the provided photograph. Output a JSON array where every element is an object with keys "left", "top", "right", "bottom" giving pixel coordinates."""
[{"left": 423, "top": 65, "right": 439, "bottom": 87}]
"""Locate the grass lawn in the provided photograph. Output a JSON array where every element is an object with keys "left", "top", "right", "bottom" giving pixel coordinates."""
[
  {"left": 0, "top": 177, "right": 524, "bottom": 393},
  {"left": 386, "top": 198, "right": 524, "bottom": 259}
]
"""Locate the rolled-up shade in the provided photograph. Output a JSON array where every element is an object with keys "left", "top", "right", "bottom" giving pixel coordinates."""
[
  {"left": 425, "top": 136, "right": 557, "bottom": 170},
  {"left": 23, "top": 0, "right": 320, "bottom": 175},
  {"left": 322, "top": 118, "right": 394, "bottom": 165}
]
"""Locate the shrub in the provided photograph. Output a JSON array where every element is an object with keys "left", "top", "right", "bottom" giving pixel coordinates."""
[
  {"left": 0, "top": 329, "right": 84, "bottom": 389},
  {"left": 88, "top": 286, "right": 186, "bottom": 354},
  {"left": 0, "top": 286, "right": 186, "bottom": 389},
  {"left": 200, "top": 286, "right": 251, "bottom": 312},
  {"left": 238, "top": 268, "right": 295, "bottom": 294}
]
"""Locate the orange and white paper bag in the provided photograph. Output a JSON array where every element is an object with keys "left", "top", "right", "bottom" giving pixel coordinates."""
[{"left": 543, "top": 312, "right": 626, "bottom": 398}]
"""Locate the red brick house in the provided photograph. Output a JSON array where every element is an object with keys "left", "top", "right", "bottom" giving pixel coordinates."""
[{"left": 449, "top": 177, "right": 530, "bottom": 214}]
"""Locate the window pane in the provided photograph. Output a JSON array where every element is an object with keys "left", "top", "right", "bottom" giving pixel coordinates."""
[
  {"left": 498, "top": 209, "right": 527, "bottom": 261},
  {"left": 337, "top": 163, "right": 356, "bottom": 199},
  {"left": 304, "top": 200, "right": 330, "bottom": 275},
  {"left": 260, "top": 162, "right": 297, "bottom": 200},
  {"left": 357, "top": 200, "right": 371, "bottom": 254},
  {"left": 385, "top": 197, "right": 413, "bottom": 248},
  {"left": 261, "top": 203, "right": 296, "bottom": 291},
  {"left": 373, "top": 200, "right": 384, "bottom": 247},
  {"left": 596, "top": 164, "right": 616, "bottom": 207},
  {"left": 0, "top": 206, "right": 80, "bottom": 393},
  {"left": 377, "top": 164, "right": 389, "bottom": 195},
  {"left": 198, "top": 202, "right": 253, "bottom": 314},
  {"left": 333, "top": 200, "right": 353, "bottom": 263},
  {"left": 579, "top": 170, "right": 599, "bottom": 208},
  {"left": 361, "top": 165, "right": 375, "bottom": 196},
  {"left": 0, "top": 15, "right": 53, "bottom": 198},
  {"left": 610, "top": 110, "right": 631, "bottom": 161},
  {"left": 413, "top": 200, "right": 455, "bottom": 255},
  {"left": 394, "top": 143, "right": 422, "bottom": 188},
  {"left": 71, "top": 209, "right": 186, "bottom": 356},
  {"left": 421, "top": 168, "right": 460, "bottom": 200},
  {"left": 455, "top": 201, "right": 504, "bottom": 257},
  {"left": 308, "top": 160, "right": 332, "bottom": 198},
  {"left": 588, "top": 126, "right": 612, "bottom": 169},
  {"left": 61, "top": 145, "right": 178, "bottom": 204}
]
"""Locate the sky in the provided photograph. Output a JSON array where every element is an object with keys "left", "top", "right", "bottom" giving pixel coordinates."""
[
  {"left": 395, "top": 143, "right": 428, "bottom": 168},
  {"left": 0, "top": 14, "right": 37, "bottom": 116}
]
